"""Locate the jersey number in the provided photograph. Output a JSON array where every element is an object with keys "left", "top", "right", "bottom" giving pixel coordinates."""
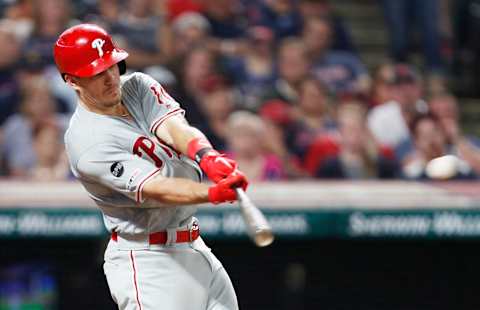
[{"left": 133, "top": 136, "right": 175, "bottom": 168}]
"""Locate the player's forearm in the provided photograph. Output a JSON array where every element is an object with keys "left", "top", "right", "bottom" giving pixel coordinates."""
[
  {"left": 171, "top": 125, "right": 207, "bottom": 156},
  {"left": 141, "top": 176, "right": 209, "bottom": 206},
  {"left": 156, "top": 116, "right": 214, "bottom": 156}
]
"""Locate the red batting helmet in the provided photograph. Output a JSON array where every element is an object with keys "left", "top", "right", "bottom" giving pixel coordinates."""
[{"left": 53, "top": 23, "right": 128, "bottom": 78}]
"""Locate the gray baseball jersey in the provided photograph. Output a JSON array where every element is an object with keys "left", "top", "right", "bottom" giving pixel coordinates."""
[{"left": 65, "top": 72, "right": 202, "bottom": 235}]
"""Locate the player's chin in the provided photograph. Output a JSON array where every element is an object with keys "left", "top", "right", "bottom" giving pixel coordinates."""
[{"left": 104, "top": 92, "right": 121, "bottom": 105}]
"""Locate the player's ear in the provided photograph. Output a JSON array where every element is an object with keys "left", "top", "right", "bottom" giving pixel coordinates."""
[{"left": 65, "top": 74, "right": 80, "bottom": 90}]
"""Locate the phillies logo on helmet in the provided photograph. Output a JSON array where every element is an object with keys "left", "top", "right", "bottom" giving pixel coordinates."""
[{"left": 91, "top": 38, "right": 106, "bottom": 57}]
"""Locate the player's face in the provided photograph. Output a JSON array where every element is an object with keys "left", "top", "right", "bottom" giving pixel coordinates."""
[{"left": 75, "top": 64, "right": 122, "bottom": 108}]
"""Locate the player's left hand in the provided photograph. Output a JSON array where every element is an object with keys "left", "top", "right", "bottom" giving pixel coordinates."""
[{"left": 187, "top": 137, "right": 240, "bottom": 183}]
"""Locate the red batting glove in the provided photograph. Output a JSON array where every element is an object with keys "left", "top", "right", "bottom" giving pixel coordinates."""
[
  {"left": 200, "top": 152, "right": 238, "bottom": 183},
  {"left": 187, "top": 137, "right": 238, "bottom": 183},
  {"left": 208, "top": 171, "right": 249, "bottom": 204}
]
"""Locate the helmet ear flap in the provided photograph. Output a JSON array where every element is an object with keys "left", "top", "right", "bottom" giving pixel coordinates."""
[{"left": 118, "top": 60, "right": 126, "bottom": 75}]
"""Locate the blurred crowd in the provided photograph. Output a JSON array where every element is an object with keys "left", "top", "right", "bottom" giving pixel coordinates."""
[{"left": 0, "top": 0, "right": 480, "bottom": 182}]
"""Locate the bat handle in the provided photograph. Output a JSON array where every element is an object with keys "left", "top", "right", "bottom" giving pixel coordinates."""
[{"left": 235, "top": 188, "right": 247, "bottom": 202}]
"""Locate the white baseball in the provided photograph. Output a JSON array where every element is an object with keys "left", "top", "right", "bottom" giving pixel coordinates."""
[{"left": 425, "top": 155, "right": 460, "bottom": 180}]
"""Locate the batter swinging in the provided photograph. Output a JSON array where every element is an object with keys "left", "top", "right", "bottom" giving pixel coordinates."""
[{"left": 53, "top": 24, "right": 248, "bottom": 310}]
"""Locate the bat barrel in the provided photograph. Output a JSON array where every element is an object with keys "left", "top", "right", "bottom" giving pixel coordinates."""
[
  {"left": 254, "top": 229, "right": 274, "bottom": 247},
  {"left": 236, "top": 188, "right": 275, "bottom": 247}
]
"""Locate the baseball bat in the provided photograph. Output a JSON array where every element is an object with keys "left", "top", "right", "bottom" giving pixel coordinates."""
[{"left": 235, "top": 188, "right": 274, "bottom": 247}]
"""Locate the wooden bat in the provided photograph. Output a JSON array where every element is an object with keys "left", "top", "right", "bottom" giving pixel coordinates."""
[{"left": 235, "top": 188, "right": 274, "bottom": 247}]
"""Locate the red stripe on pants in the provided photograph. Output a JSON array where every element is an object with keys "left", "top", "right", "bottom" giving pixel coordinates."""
[{"left": 130, "top": 251, "right": 142, "bottom": 310}]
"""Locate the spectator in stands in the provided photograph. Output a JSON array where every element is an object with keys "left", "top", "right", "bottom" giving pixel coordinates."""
[
  {"left": 428, "top": 93, "right": 480, "bottom": 175},
  {"left": 0, "top": 25, "right": 22, "bottom": 127},
  {"left": 367, "top": 64, "right": 428, "bottom": 150},
  {"left": 402, "top": 114, "right": 446, "bottom": 179},
  {"left": 196, "top": 74, "right": 237, "bottom": 151},
  {"left": 0, "top": 0, "right": 34, "bottom": 41},
  {"left": 171, "top": 12, "right": 211, "bottom": 58},
  {"left": 402, "top": 114, "right": 477, "bottom": 180},
  {"left": 172, "top": 10, "right": 249, "bottom": 61},
  {"left": 203, "top": 0, "right": 246, "bottom": 39},
  {"left": 167, "top": 0, "right": 204, "bottom": 21},
  {"left": 258, "top": 99, "right": 307, "bottom": 179},
  {"left": 1, "top": 76, "right": 69, "bottom": 177},
  {"left": 19, "top": 0, "right": 78, "bottom": 113},
  {"left": 306, "top": 102, "right": 398, "bottom": 179},
  {"left": 428, "top": 93, "right": 464, "bottom": 146},
  {"left": 109, "top": 0, "right": 173, "bottom": 70},
  {"left": 225, "top": 111, "right": 285, "bottom": 181},
  {"left": 174, "top": 45, "right": 216, "bottom": 96},
  {"left": 298, "top": 0, "right": 356, "bottom": 53},
  {"left": 303, "top": 16, "right": 370, "bottom": 96},
  {"left": 381, "top": 0, "right": 445, "bottom": 80},
  {"left": 22, "top": 0, "right": 72, "bottom": 69},
  {"left": 171, "top": 46, "right": 218, "bottom": 136},
  {"left": 285, "top": 76, "right": 335, "bottom": 163},
  {"left": 253, "top": 0, "right": 302, "bottom": 40},
  {"left": 225, "top": 26, "right": 277, "bottom": 109},
  {"left": 261, "top": 37, "right": 311, "bottom": 105},
  {"left": 17, "top": 50, "right": 72, "bottom": 114},
  {"left": 171, "top": 11, "right": 248, "bottom": 61},
  {"left": 168, "top": 1, "right": 252, "bottom": 55},
  {"left": 169, "top": 47, "right": 233, "bottom": 151},
  {"left": 368, "top": 63, "right": 396, "bottom": 107},
  {"left": 29, "top": 123, "right": 70, "bottom": 181},
  {"left": 83, "top": 0, "right": 121, "bottom": 29},
  {"left": 430, "top": 91, "right": 458, "bottom": 112}
]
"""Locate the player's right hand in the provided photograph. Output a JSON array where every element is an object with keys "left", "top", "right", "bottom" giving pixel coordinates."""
[
  {"left": 208, "top": 171, "right": 249, "bottom": 204},
  {"left": 200, "top": 152, "right": 238, "bottom": 183}
]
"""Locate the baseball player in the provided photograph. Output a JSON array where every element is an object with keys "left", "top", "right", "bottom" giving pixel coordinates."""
[{"left": 53, "top": 24, "right": 248, "bottom": 310}]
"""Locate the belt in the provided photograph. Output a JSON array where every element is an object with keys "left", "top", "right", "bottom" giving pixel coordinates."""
[{"left": 111, "top": 222, "right": 200, "bottom": 245}]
